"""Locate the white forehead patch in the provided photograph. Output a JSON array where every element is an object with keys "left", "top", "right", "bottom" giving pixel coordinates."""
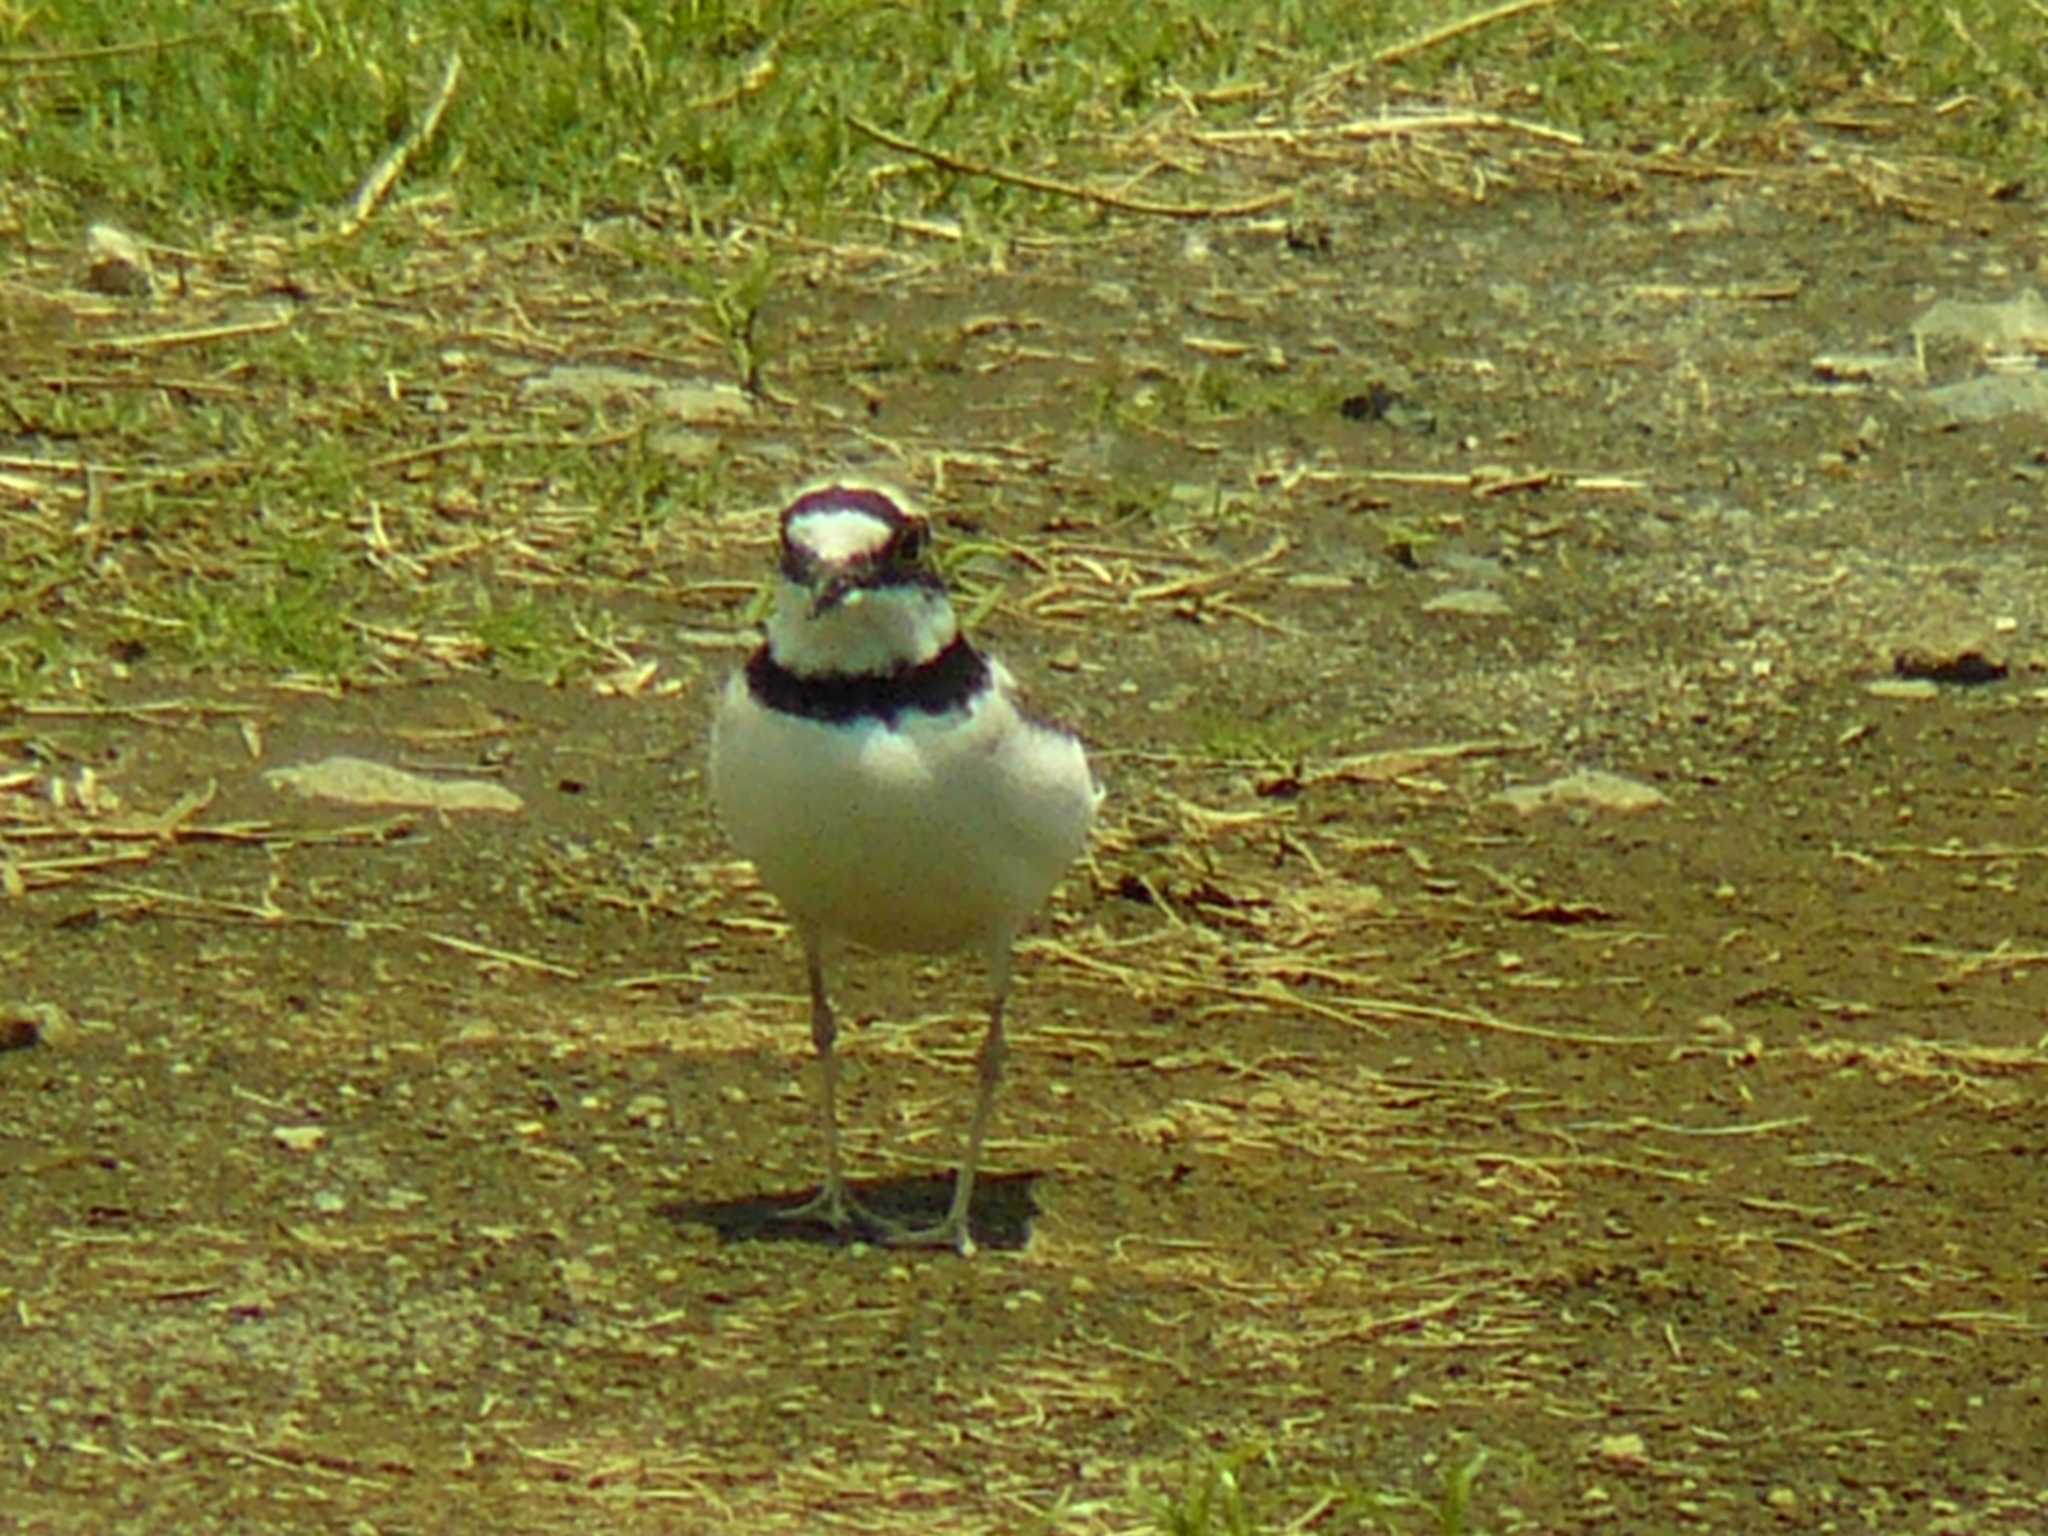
[{"left": 787, "top": 508, "right": 895, "bottom": 563}]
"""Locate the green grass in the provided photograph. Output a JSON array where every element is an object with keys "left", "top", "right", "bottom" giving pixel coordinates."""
[
  {"left": 6, "top": 1, "right": 2042, "bottom": 239},
  {"left": 2, "top": 1, "right": 1259, "bottom": 232},
  {"left": 172, "top": 564, "right": 363, "bottom": 677},
  {"left": 1142, "top": 1442, "right": 1494, "bottom": 1536},
  {"left": 465, "top": 587, "right": 588, "bottom": 683},
  {"left": 1190, "top": 709, "right": 1349, "bottom": 766}
]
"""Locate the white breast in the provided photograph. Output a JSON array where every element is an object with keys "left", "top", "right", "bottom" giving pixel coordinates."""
[{"left": 709, "top": 661, "right": 1098, "bottom": 960}]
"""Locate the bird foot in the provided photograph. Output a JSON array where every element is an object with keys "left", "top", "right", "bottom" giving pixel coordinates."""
[
  {"left": 773, "top": 1180, "right": 864, "bottom": 1230},
  {"left": 878, "top": 1214, "right": 977, "bottom": 1258},
  {"left": 774, "top": 1180, "right": 902, "bottom": 1238},
  {"left": 775, "top": 1183, "right": 976, "bottom": 1255}
]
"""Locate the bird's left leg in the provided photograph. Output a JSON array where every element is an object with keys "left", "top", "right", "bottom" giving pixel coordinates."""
[{"left": 887, "top": 947, "right": 1012, "bottom": 1257}]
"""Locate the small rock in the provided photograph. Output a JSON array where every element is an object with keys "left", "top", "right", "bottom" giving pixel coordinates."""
[
  {"left": 266, "top": 756, "right": 523, "bottom": 814},
  {"left": 1913, "top": 288, "right": 2048, "bottom": 350},
  {"left": 1811, "top": 351, "right": 1921, "bottom": 384},
  {"left": 654, "top": 382, "right": 753, "bottom": 426},
  {"left": 1422, "top": 587, "right": 1509, "bottom": 617},
  {"left": 1923, "top": 370, "right": 2048, "bottom": 424},
  {"left": 522, "top": 367, "right": 755, "bottom": 426},
  {"left": 0, "top": 1003, "right": 77, "bottom": 1050},
  {"left": 1892, "top": 619, "right": 2008, "bottom": 685},
  {"left": 85, "top": 223, "right": 155, "bottom": 297},
  {"left": 0, "top": 1014, "right": 39, "bottom": 1051},
  {"left": 1492, "top": 769, "right": 1669, "bottom": 817},
  {"left": 521, "top": 364, "right": 665, "bottom": 401}
]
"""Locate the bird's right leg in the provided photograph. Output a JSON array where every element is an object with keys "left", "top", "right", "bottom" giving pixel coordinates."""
[{"left": 775, "top": 929, "right": 868, "bottom": 1230}]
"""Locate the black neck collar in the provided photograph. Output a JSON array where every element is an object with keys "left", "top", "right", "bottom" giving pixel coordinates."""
[{"left": 745, "top": 635, "right": 991, "bottom": 727}]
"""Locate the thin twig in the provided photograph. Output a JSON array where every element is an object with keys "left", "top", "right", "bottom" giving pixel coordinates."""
[
  {"left": 1127, "top": 536, "right": 1290, "bottom": 604},
  {"left": 847, "top": 115, "right": 1293, "bottom": 221},
  {"left": 35, "top": 374, "right": 252, "bottom": 398},
  {"left": 67, "top": 312, "right": 292, "bottom": 354},
  {"left": 1875, "top": 842, "right": 2048, "bottom": 861},
  {"left": 1375, "top": 0, "right": 1560, "bottom": 66},
  {"left": 15, "top": 698, "right": 263, "bottom": 719},
  {"left": 689, "top": 51, "right": 777, "bottom": 111},
  {"left": 0, "top": 5, "right": 292, "bottom": 67},
  {"left": 1199, "top": 111, "right": 1585, "bottom": 150},
  {"left": 340, "top": 51, "right": 463, "bottom": 235},
  {"left": 1339, "top": 110, "right": 1583, "bottom": 148}
]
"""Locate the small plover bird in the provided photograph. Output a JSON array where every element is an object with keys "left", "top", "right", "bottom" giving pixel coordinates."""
[{"left": 709, "top": 479, "right": 1100, "bottom": 1254}]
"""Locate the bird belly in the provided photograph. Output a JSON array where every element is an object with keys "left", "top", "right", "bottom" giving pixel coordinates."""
[{"left": 710, "top": 675, "right": 1096, "bottom": 956}]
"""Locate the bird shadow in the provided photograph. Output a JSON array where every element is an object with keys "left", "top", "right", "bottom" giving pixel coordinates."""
[{"left": 658, "top": 1171, "right": 1041, "bottom": 1251}]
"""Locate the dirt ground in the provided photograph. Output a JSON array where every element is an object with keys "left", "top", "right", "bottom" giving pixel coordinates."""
[{"left": 6, "top": 154, "right": 2048, "bottom": 1532}]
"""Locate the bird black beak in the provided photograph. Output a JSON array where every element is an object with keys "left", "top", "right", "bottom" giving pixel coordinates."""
[{"left": 809, "top": 568, "right": 865, "bottom": 618}]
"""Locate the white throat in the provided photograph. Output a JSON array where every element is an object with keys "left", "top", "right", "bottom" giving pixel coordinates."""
[{"left": 765, "top": 577, "right": 960, "bottom": 677}]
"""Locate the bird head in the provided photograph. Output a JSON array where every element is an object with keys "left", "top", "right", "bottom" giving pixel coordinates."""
[{"left": 766, "top": 480, "right": 956, "bottom": 675}]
